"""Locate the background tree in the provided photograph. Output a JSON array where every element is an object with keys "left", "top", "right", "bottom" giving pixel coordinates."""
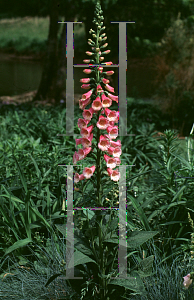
[{"left": 0, "top": 0, "right": 193, "bottom": 103}]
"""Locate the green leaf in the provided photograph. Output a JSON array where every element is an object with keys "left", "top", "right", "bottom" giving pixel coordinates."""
[
  {"left": 55, "top": 223, "right": 66, "bottom": 236},
  {"left": 171, "top": 185, "right": 187, "bottom": 204},
  {"left": 106, "top": 218, "right": 118, "bottom": 234},
  {"left": 74, "top": 236, "right": 94, "bottom": 257},
  {"left": 25, "top": 190, "right": 31, "bottom": 240},
  {"left": 45, "top": 273, "right": 63, "bottom": 288},
  {"left": 104, "top": 230, "right": 159, "bottom": 250},
  {"left": 128, "top": 194, "right": 152, "bottom": 231},
  {"left": 127, "top": 231, "right": 159, "bottom": 250},
  {"left": 12, "top": 154, "right": 28, "bottom": 194},
  {"left": 83, "top": 209, "right": 95, "bottom": 220},
  {"left": 1, "top": 186, "right": 24, "bottom": 204},
  {"left": 159, "top": 200, "right": 187, "bottom": 212},
  {"left": 137, "top": 255, "right": 155, "bottom": 276},
  {"left": 108, "top": 271, "right": 147, "bottom": 296},
  {"left": 68, "top": 249, "right": 97, "bottom": 268},
  {"left": 171, "top": 152, "right": 192, "bottom": 170},
  {"left": 4, "top": 238, "right": 32, "bottom": 256},
  {"left": 29, "top": 153, "right": 41, "bottom": 178}
]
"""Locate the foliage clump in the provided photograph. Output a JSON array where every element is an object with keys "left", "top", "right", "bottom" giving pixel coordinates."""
[{"left": 153, "top": 12, "right": 194, "bottom": 135}]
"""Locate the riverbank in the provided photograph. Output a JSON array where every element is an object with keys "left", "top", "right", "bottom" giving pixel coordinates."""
[{"left": 0, "top": 90, "right": 83, "bottom": 106}]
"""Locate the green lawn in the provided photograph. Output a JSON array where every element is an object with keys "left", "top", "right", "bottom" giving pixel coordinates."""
[{"left": 0, "top": 17, "right": 86, "bottom": 54}]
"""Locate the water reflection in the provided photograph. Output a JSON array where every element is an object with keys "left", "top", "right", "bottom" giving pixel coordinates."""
[{"left": 0, "top": 54, "right": 158, "bottom": 99}]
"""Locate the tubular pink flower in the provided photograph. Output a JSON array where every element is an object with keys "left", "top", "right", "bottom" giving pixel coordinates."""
[
  {"left": 183, "top": 274, "right": 192, "bottom": 289},
  {"left": 115, "top": 157, "right": 121, "bottom": 165},
  {"left": 105, "top": 70, "right": 114, "bottom": 75},
  {"left": 109, "top": 121, "right": 115, "bottom": 126},
  {"left": 102, "top": 61, "right": 112, "bottom": 65},
  {"left": 77, "top": 147, "right": 92, "bottom": 160},
  {"left": 86, "top": 51, "right": 94, "bottom": 56},
  {"left": 102, "top": 97, "right": 112, "bottom": 108},
  {"left": 107, "top": 146, "right": 122, "bottom": 157},
  {"left": 73, "top": 151, "right": 79, "bottom": 165},
  {"left": 98, "top": 135, "right": 110, "bottom": 151},
  {"left": 101, "top": 93, "right": 112, "bottom": 107},
  {"left": 107, "top": 168, "right": 120, "bottom": 181},
  {"left": 74, "top": 173, "right": 85, "bottom": 183},
  {"left": 83, "top": 107, "right": 95, "bottom": 121},
  {"left": 78, "top": 118, "right": 90, "bottom": 129},
  {"left": 83, "top": 69, "right": 93, "bottom": 74},
  {"left": 102, "top": 78, "right": 110, "bottom": 84},
  {"left": 104, "top": 154, "right": 117, "bottom": 169},
  {"left": 82, "top": 89, "right": 93, "bottom": 100},
  {"left": 82, "top": 133, "right": 93, "bottom": 148},
  {"left": 81, "top": 125, "right": 94, "bottom": 138},
  {"left": 101, "top": 93, "right": 107, "bottom": 101},
  {"left": 92, "top": 97, "right": 103, "bottom": 111},
  {"left": 97, "top": 85, "right": 103, "bottom": 93},
  {"left": 106, "top": 125, "right": 118, "bottom": 139},
  {"left": 97, "top": 115, "right": 109, "bottom": 130},
  {"left": 104, "top": 108, "right": 118, "bottom": 122},
  {"left": 79, "top": 97, "right": 92, "bottom": 110},
  {"left": 80, "top": 78, "right": 91, "bottom": 83},
  {"left": 98, "top": 67, "right": 103, "bottom": 72},
  {"left": 107, "top": 146, "right": 114, "bottom": 156},
  {"left": 107, "top": 93, "right": 118, "bottom": 103},
  {"left": 75, "top": 138, "right": 82, "bottom": 148},
  {"left": 105, "top": 84, "right": 115, "bottom": 93},
  {"left": 110, "top": 140, "right": 121, "bottom": 148},
  {"left": 99, "top": 57, "right": 104, "bottom": 61},
  {"left": 83, "top": 59, "right": 91, "bottom": 63},
  {"left": 83, "top": 165, "right": 96, "bottom": 179},
  {"left": 81, "top": 84, "right": 91, "bottom": 89}
]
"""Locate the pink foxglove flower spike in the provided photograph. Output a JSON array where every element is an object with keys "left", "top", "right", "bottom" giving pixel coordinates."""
[{"left": 73, "top": 21, "right": 121, "bottom": 180}]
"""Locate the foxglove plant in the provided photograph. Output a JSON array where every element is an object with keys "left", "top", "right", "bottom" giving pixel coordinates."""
[
  {"left": 73, "top": 2, "right": 121, "bottom": 298},
  {"left": 70, "top": 1, "right": 159, "bottom": 299}
]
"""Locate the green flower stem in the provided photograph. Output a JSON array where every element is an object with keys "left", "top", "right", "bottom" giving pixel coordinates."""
[{"left": 95, "top": 20, "right": 106, "bottom": 299}]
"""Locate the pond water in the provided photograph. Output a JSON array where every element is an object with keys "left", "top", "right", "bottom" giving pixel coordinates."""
[{"left": 0, "top": 53, "right": 158, "bottom": 99}]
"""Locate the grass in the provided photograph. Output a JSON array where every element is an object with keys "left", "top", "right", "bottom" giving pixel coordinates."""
[
  {"left": 0, "top": 98, "right": 194, "bottom": 299},
  {"left": 0, "top": 17, "right": 86, "bottom": 55}
]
